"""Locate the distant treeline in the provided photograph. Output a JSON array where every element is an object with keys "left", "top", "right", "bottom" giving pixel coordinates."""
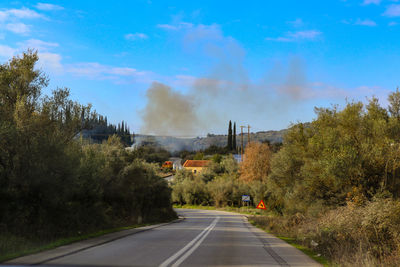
[{"left": 82, "top": 115, "right": 134, "bottom": 146}]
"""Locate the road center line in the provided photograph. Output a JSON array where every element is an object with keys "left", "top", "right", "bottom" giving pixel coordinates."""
[
  {"left": 159, "top": 216, "right": 220, "bottom": 267},
  {"left": 171, "top": 216, "right": 219, "bottom": 267}
]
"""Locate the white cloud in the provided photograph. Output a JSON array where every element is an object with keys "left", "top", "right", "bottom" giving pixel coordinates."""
[
  {"left": 19, "top": 39, "right": 59, "bottom": 51},
  {"left": 38, "top": 52, "right": 63, "bottom": 73},
  {"left": 355, "top": 18, "right": 377, "bottom": 26},
  {"left": 287, "top": 18, "right": 304, "bottom": 27},
  {"left": 183, "top": 24, "right": 223, "bottom": 44},
  {"left": 67, "top": 62, "right": 153, "bottom": 83},
  {"left": 288, "top": 30, "right": 322, "bottom": 39},
  {"left": 383, "top": 4, "right": 400, "bottom": 17},
  {"left": 0, "top": 11, "right": 8, "bottom": 21},
  {"left": 0, "top": 8, "right": 42, "bottom": 33},
  {"left": 6, "top": 8, "right": 42, "bottom": 19},
  {"left": 363, "top": 0, "right": 381, "bottom": 5},
  {"left": 265, "top": 36, "right": 292, "bottom": 42},
  {"left": 156, "top": 22, "right": 193, "bottom": 31},
  {"left": 35, "top": 3, "right": 64, "bottom": 11},
  {"left": 0, "top": 45, "right": 17, "bottom": 58},
  {"left": 389, "top": 21, "right": 398, "bottom": 26},
  {"left": 5, "top": 23, "right": 30, "bottom": 34},
  {"left": 157, "top": 24, "right": 178, "bottom": 30},
  {"left": 173, "top": 75, "right": 197, "bottom": 87},
  {"left": 0, "top": 42, "right": 62, "bottom": 73},
  {"left": 125, "top": 33, "right": 148, "bottom": 40},
  {"left": 266, "top": 30, "right": 322, "bottom": 42}
]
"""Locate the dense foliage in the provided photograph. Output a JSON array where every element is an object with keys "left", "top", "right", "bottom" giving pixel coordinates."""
[
  {"left": 267, "top": 94, "right": 400, "bottom": 214},
  {"left": 171, "top": 155, "right": 269, "bottom": 207},
  {"left": 0, "top": 51, "right": 175, "bottom": 240}
]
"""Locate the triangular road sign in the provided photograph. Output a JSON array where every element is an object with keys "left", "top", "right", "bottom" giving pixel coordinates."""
[{"left": 256, "top": 200, "right": 266, "bottom": 210}]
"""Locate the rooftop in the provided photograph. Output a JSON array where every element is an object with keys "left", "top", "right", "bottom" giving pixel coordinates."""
[{"left": 183, "top": 160, "right": 211, "bottom": 168}]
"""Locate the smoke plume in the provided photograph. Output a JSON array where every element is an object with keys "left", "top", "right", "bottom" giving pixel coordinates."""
[
  {"left": 140, "top": 23, "right": 315, "bottom": 137},
  {"left": 140, "top": 82, "right": 202, "bottom": 136}
]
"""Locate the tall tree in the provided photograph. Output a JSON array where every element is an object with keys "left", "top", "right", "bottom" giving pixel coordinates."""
[
  {"left": 233, "top": 122, "right": 237, "bottom": 152},
  {"left": 227, "top": 120, "right": 232, "bottom": 150},
  {"left": 388, "top": 87, "right": 400, "bottom": 119}
]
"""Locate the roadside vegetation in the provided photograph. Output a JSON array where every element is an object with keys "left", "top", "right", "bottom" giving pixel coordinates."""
[
  {"left": 172, "top": 91, "right": 400, "bottom": 266},
  {"left": 0, "top": 51, "right": 176, "bottom": 261}
]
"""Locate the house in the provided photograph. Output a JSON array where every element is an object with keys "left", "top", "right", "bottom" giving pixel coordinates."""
[
  {"left": 162, "top": 161, "right": 173, "bottom": 170},
  {"left": 183, "top": 160, "right": 210, "bottom": 174}
]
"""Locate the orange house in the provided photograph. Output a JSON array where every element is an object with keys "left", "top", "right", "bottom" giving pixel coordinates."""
[{"left": 183, "top": 160, "right": 210, "bottom": 174}]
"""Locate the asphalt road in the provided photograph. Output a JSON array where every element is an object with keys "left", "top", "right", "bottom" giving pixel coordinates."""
[{"left": 16, "top": 209, "right": 321, "bottom": 266}]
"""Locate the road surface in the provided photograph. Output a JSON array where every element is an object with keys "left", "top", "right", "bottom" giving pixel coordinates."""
[{"left": 9, "top": 209, "right": 321, "bottom": 266}]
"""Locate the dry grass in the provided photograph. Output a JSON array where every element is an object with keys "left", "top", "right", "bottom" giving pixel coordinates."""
[{"left": 250, "top": 198, "right": 400, "bottom": 266}]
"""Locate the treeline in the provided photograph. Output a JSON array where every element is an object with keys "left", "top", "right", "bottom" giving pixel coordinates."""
[
  {"left": 0, "top": 51, "right": 175, "bottom": 243},
  {"left": 83, "top": 116, "right": 134, "bottom": 147}
]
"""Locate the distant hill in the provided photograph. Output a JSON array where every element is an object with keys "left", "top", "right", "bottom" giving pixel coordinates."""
[{"left": 134, "top": 128, "right": 287, "bottom": 152}]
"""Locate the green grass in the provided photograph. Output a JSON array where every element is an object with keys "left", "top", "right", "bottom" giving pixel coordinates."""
[
  {"left": 173, "top": 204, "right": 270, "bottom": 216},
  {"left": 0, "top": 223, "right": 152, "bottom": 263}
]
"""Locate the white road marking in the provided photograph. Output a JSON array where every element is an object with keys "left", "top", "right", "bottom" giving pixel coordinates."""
[
  {"left": 159, "top": 216, "right": 220, "bottom": 267},
  {"left": 172, "top": 216, "right": 219, "bottom": 266}
]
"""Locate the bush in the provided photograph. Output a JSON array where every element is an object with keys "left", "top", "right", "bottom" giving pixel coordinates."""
[
  {"left": 171, "top": 157, "right": 255, "bottom": 207},
  {"left": 250, "top": 197, "right": 400, "bottom": 266}
]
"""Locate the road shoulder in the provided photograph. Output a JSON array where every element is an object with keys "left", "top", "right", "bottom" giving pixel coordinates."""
[{"left": 6, "top": 218, "right": 183, "bottom": 265}]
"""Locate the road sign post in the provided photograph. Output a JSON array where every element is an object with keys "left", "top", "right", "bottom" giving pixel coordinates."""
[{"left": 241, "top": 195, "right": 250, "bottom": 207}]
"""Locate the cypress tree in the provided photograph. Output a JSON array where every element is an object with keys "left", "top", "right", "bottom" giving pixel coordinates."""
[
  {"left": 233, "top": 122, "right": 237, "bottom": 152},
  {"left": 227, "top": 120, "right": 232, "bottom": 150}
]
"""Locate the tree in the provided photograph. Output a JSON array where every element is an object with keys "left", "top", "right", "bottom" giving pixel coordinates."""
[
  {"left": 227, "top": 120, "right": 232, "bottom": 150},
  {"left": 239, "top": 142, "right": 271, "bottom": 183},
  {"left": 193, "top": 152, "right": 204, "bottom": 160},
  {"left": 388, "top": 87, "right": 400, "bottom": 119},
  {"left": 233, "top": 122, "right": 237, "bottom": 152}
]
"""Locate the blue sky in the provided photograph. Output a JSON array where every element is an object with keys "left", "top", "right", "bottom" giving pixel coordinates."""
[{"left": 1, "top": 0, "right": 400, "bottom": 136}]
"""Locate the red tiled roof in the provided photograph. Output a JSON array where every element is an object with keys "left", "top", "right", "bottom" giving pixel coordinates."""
[{"left": 183, "top": 160, "right": 211, "bottom": 168}]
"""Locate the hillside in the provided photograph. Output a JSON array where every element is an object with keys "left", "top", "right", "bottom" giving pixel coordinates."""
[{"left": 134, "top": 128, "right": 287, "bottom": 152}]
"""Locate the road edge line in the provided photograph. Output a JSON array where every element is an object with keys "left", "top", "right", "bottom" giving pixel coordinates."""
[{"left": 6, "top": 217, "right": 184, "bottom": 266}]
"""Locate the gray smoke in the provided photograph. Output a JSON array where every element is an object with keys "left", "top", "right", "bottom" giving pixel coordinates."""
[
  {"left": 140, "top": 82, "right": 202, "bottom": 136},
  {"left": 140, "top": 24, "right": 311, "bottom": 137},
  {"left": 140, "top": 56, "right": 310, "bottom": 137}
]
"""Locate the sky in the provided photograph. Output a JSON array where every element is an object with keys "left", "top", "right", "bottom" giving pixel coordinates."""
[{"left": 1, "top": 0, "right": 400, "bottom": 136}]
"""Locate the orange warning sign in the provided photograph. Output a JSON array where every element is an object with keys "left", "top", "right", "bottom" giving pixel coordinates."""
[{"left": 256, "top": 200, "right": 266, "bottom": 210}]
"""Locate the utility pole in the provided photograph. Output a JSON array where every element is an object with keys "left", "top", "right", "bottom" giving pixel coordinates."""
[
  {"left": 240, "top": 125, "right": 245, "bottom": 162},
  {"left": 247, "top": 125, "right": 251, "bottom": 144}
]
